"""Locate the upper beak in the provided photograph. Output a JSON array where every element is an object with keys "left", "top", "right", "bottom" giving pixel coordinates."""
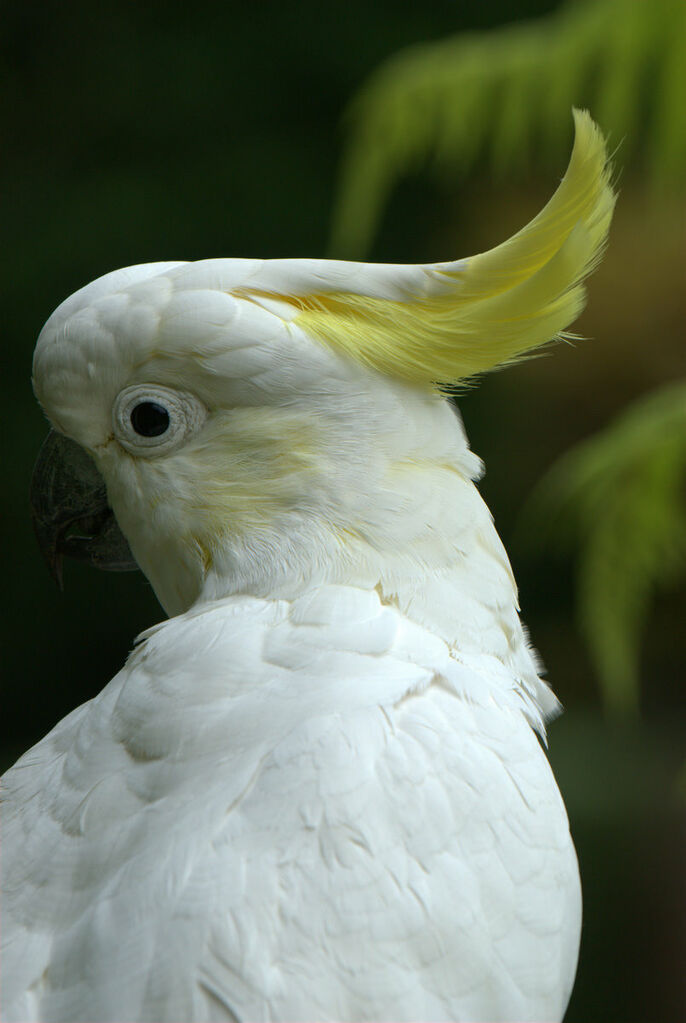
[{"left": 30, "top": 430, "right": 139, "bottom": 588}]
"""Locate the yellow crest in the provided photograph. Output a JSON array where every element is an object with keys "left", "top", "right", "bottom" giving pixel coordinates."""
[{"left": 282, "top": 109, "right": 614, "bottom": 388}]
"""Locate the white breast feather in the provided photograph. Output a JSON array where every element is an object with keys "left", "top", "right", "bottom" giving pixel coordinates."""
[{"left": 2, "top": 585, "right": 579, "bottom": 1023}]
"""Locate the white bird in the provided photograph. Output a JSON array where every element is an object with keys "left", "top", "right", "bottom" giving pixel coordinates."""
[{"left": 2, "top": 110, "right": 614, "bottom": 1023}]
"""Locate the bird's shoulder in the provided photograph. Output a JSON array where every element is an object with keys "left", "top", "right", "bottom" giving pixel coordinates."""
[{"left": 1, "top": 585, "right": 578, "bottom": 1021}]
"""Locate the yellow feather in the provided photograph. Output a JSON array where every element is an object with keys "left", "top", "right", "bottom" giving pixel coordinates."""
[{"left": 290, "top": 109, "right": 615, "bottom": 387}]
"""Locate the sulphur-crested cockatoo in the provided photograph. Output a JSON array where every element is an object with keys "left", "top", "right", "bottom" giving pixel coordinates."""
[{"left": 2, "top": 110, "right": 614, "bottom": 1023}]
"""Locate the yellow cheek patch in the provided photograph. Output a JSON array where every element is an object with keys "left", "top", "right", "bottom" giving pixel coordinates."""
[
  {"left": 287, "top": 109, "right": 614, "bottom": 389},
  {"left": 181, "top": 409, "right": 327, "bottom": 546}
]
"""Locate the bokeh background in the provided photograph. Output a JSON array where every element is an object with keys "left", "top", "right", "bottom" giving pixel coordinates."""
[{"left": 2, "top": 1, "right": 684, "bottom": 1019}]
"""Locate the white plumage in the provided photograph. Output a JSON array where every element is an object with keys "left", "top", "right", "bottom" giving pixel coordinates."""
[
  {"left": 3, "top": 586, "right": 579, "bottom": 1022},
  {"left": 2, "top": 111, "right": 615, "bottom": 1022}
]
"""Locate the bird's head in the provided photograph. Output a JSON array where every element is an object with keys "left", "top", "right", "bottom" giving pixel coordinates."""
[
  {"left": 31, "top": 110, "right": 614, "bottom": 619},
  {"left": 32, "top": 260, "right": 466, "bottom": 615}
]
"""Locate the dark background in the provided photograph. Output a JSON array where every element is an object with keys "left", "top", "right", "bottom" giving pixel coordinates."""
[{"left": 2, "top": 2, "right": 684, "bottom": 1019}]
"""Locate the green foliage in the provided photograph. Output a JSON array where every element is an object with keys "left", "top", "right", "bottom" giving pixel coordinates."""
[
  {"left": 521, "top": 381, "right": 686, "bottom": 715},
  {"left": 329, "top": 0, "right": 686, "bottom": 258}
]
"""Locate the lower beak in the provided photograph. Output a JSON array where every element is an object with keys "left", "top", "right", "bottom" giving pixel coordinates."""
[{"left": 30, "top": 430, "right": 139, "bottom": 588}]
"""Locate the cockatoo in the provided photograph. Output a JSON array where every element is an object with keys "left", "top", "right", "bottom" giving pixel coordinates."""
[{"left": 2, "top": 110, "right": 614, "bottom": 1023}]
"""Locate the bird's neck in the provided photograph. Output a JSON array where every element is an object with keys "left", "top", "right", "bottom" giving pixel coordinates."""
[
  {"left": 196, "top": 459, "right": 535, "bottom": 679},
  {"left": 190, "top": 464, "right": 555, "bottom": 730}
]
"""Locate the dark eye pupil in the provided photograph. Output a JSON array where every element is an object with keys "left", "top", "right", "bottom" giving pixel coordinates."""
[{"left": 130, "top": 401, "right": 170, "bottom": 437}]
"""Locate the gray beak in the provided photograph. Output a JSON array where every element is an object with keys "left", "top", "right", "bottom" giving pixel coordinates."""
[{"left": 30, "top": 430, "right": 139, "bottom": 588}]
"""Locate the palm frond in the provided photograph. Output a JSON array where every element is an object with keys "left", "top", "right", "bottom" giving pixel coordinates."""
[
  {"left": 520, "top": 380, "right": 686, "bottom": 714},
  {"left": 330, "top": 0, "right": 686, "bottom": 257}
]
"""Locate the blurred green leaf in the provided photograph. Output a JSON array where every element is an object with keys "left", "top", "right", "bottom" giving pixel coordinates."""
[
  {"left": 330, "top": 0, "right": 686, "bottom": 257},
  {"left": 520, "top": 380, "right": 686, "bottom": 715}
]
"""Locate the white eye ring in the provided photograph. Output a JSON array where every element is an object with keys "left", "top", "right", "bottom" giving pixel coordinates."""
[{"left": 112, "top": 384, "right": 207, "bottom": 457}]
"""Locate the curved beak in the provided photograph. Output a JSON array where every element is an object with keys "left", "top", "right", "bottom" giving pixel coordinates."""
[{"left": 30, "top": 430, "right": 139, "bottom": 589}]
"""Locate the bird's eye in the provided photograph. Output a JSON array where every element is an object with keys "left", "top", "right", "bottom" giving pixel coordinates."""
[
  {"left": 130, "top": 401, "right": 170, "bottom": 438},
  {"left": 112, "top": 385, "right": 207, "bottom": 457}
]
